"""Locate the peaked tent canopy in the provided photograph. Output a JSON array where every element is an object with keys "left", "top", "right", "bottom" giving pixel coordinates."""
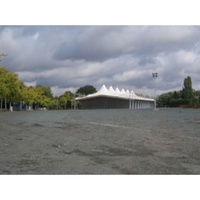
[
  {"left": 75, "top": 85, "right": 155, "bottom": 109},
  {"left": 75, "top": 84, "right": 154, "bottom": 101},
  {"left": 75, "top": 85, "right": 154, "bottom": 109}
]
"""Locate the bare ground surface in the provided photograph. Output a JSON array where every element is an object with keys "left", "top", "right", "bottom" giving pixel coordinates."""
[{"left": 0, "top": 108, "right": 200, "bottom": 174}]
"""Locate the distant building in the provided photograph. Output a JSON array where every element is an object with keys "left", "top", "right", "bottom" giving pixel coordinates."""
[{"left": 75, "top": 85, "right": 154, "bottom": 109}]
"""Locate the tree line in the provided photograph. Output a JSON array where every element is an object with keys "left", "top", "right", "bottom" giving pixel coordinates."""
[
  {"left": 4, "top": 52, "right": 198, "bottom": 110},
  {"left": 157, "top": 76, "right": 200, "bottom": 108},
  {"left": 0, "top": 66, "right": 96, "bottom": 111}
]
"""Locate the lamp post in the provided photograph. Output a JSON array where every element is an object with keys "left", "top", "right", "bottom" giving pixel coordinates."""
[{"left": 152, "top": 72, "right": 158, "bottom": 110}]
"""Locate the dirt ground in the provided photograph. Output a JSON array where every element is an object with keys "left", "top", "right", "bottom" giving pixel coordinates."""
[{"left": 0, "top": 109, "right": 200, "bottom": 174}]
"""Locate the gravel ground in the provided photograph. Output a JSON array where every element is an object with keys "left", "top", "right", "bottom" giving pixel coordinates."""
[{"left": 0, "top": 108, "right": 200, "bottom": 174}]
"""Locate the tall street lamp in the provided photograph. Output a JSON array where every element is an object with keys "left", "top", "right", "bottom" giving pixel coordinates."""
[{"left": 152, "top": 72, "right": 158, "bottom": 110}]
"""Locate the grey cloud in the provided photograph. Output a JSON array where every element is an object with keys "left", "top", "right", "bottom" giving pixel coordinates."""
[
  {"left": 138, "top": 57, "right": 156, "bottom": 66},
  {"left": 53, "top": 26, "right": 200, "bottom": 63},
  {"left": 1, "top": 26, "right": 200, "bottom": 96},
  {"left": 53, "top": 27, "right": 125, "bottom": 62}
]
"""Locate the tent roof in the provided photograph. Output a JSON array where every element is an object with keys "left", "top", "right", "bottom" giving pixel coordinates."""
[
  {"left": 109, "top": 86, "right": 117, "bottom": 94},
  {"left": 75, "top": 85, "right": 154, "bottom": 102}
]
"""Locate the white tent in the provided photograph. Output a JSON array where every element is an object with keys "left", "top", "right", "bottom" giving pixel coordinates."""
[{"left": 75, "top": 84, "right": 154, "bottom": 102}]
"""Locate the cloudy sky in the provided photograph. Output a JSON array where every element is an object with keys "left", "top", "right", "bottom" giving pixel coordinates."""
[{"left": 1, "top": 26, "right": 200, "bottom": 96}]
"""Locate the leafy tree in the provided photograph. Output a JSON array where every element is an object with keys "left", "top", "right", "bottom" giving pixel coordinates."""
[
  {"left": 36, "top": 84, "right": 53, "bottom": 99},
  {"left": 58, "top": 95, "right": 67, "bottom": 109},
  {"left": 22, "top": 86, "right": 37, "bottom": 109},
  {"left": 157, "top": 76, "right": 199, "bottom": 108},
  {"left": 35, "top": 86, "right": 48, "bottom": 108},
  {"left": 0, "top": 67, "right": 23, "bottom": 110},
  {"left": 172, "top": 91, "right": 181, "bottom": 99},
  {"left": 193, "top": 90, "right": 200, "bottom": 107},
  {"left": 18, "top": 81, "right": 26, "bottom": 110},
  {"left": 157, "top": 93, "right": 172, "bottom": 107},
  {"left": 182, "top": 76, "right": 193, "bottom": 105},
  {"left": 0, "top": 68, "right": 7, "bottom": 109},
  {"left": 0, "top": 68, "right": 8, "bottom": 108},
  {"left": 48, "top": 98, "right": 59, "bottom": 109},
  {"left": 33, "top": 85, "right": 54, "bottom": 109},
  {"left": 4, "top": 70, "right": 20, "bottom": 109},
  {"left": 58, "top": 91, "right": 74, "bottom": 109},
  {"left": 76, "top": 85, "right": 96, "bottom": 95}
]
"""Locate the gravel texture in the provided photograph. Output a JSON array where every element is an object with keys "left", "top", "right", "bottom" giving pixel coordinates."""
[{"left": 0, "top": 108, "right": 200, "bottom": 174}]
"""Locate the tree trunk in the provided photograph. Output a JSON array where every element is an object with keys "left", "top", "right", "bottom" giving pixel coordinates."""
[
  {"left": 20, "top": 99, "right": 22, "bottom": 111},
  {"left": 4, "top": 97, "right": 7, "bottom": 110},
  {"left": 9, "top": 102, "right": 12, "bottom": 111}
]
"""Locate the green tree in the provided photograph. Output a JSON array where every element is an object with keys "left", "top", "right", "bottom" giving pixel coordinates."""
[
  {"left": 172, "top": 91, "right": 180, "bottom": 99},
  {"left": 157, "top": 93, "right": 172, "bottom": 107},
  {"left": 18, "top": 81, "right": 26, "bottom": 110},
  {"left": 0, "top": 55, "right": 8, "bottom": 109},
  {"left": 35, "top": 86, "right": 47, "bottom": 108},
  {"left": 157, "top": 76, "right": 197, "bottom": 108},
  {"left": 48, "top": 98, "right": 59, "bottom": 109},
  {"left": 0, "top": 68, "right": 7, "bottom": 109},
  {"left": 58, "top": 91, "right": 74, "bottom": 109},
  {"left": 0, "top": 67, "right": 23, "bottom": 110},
  {"left": 34, "top": 85, "right": 53, "bottom": 109},
  {"left": 76, "top": 85, "right": 96, "bottom": 95},
  {"left": 5, "top": 70, "right": 21, "bottom": 109},
  {"left": 182, "top": 76, "right": 193, "bottom": 105},
  {"left": 22, "top": 86, "right": 37, "bottom": 109},
  {"left": 36, "top": 84, "right": 53, "bottom": 99},
  {"left": 193, "top": 90, "right": 200, "bottom": 107}
]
